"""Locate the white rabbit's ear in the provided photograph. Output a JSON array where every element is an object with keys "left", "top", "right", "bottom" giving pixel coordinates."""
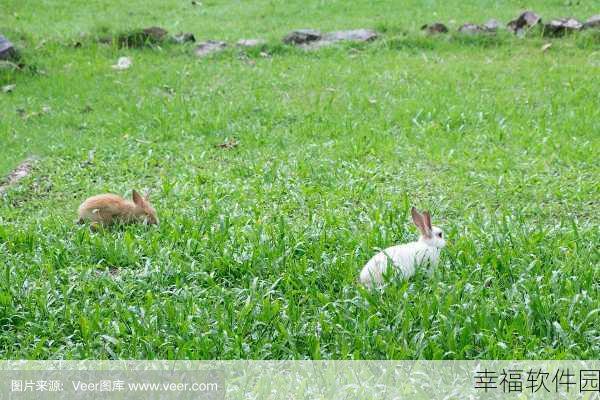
[
  {"left": 411, "top": 207, "right": 431, "bottom": 238},
  {"left": 411, "top": 207, "right": 422, "bottom": 226},
  {"left": 411, "top": 207, "right": 425, "bottom": 233},
  {"left": 422, "top": 211, "right": 432, "bottom": 231}
]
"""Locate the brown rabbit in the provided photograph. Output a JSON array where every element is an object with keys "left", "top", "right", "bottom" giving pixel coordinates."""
[{"left": 77, "top": 190, "right": 158, "bottom": 227}]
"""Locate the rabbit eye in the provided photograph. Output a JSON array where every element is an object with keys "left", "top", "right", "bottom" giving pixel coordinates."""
[{"left": 437, "top": 232, "right": 443, "bottom": 238}]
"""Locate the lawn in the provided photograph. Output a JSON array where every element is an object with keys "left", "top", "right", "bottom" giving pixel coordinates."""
[{"left": 0, "top": 0, "right": 599, "bottom": 359}]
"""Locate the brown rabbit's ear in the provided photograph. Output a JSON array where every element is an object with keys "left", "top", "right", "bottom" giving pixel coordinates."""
[
  {"left": 132, "top": 190, "right": 145, "bottom": 206},
  {"left": 422, "top": 211, "right": 432, "bottom": 231}
]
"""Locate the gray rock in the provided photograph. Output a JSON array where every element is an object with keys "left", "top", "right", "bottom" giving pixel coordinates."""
[
  {"left": 285, "top": 28, "right": 377, "bottom": 50},
  {"left": 104, "top": 26, "right": 169, "bottom": 48},
  {"left": 583, "top": 15, "right": 600, "bottom": 29},
  {"left": 142, "top": 26, "right": 168, "bottom": 41},
  {"left": 195, "top": 40, "right": 227, "bottom": 57},
  {"left": 322, "top": 29, "right": 378, "bottom": 42},
  {"left": 2, "top": 84, "right": 16, "bottom": 93},
  {"left": 458, "top": 20, "right": 500, "bottom": 35},
  {"left": 458, "top": 23, "right": 485, "bottom": 35},
  {"left": 544, "top": 18, "right": 583, "bottom": 36},
  {"left": 0, "top": 35, "right": 18, "bottom": 61},
  {"left": 236, "top": 39, "right": 266, "bottom": 47},
  {"left": 507, "top": 11, "right": 541, "bottom": 35},
  {"left": 483, "top": 19, "right": 501, "bottom": 32},
  {"left": 283, "top": 29, "right": 322, "bottom": 45},
  {"left": 172, "top": 32, "right": 196, "bottom": 44},
  {"left": 420, "top": 23, "right": 449, "bottom": 34}
]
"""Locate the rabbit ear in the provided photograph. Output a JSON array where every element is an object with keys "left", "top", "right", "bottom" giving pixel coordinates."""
[
  {"left": 132, "top": 190, "right": 145, "bottom": 206},
  {"left": 411, "top": 207, "right": 425, "bottom": 233},
  {"left": 422, "top": 211, "right": 432, "bottom": 231},
  {"left": 411, "top": 207, "right": 431, "bottom": 238}
]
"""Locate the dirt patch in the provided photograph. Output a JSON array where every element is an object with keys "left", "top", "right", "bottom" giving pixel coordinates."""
[
  {"left": 95, "top": 265, "right": 121, "bottom": 278},
  {"left": 215, "top": 138, "right": 239, "bottom": 149},
  {"left": 0, "top": 157, "right": 38, "bottom": 195}
]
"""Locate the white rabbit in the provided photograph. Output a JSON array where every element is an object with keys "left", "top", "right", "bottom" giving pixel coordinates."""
[{"left": 360, "top": 207, "right": 446, "bottom": 287}]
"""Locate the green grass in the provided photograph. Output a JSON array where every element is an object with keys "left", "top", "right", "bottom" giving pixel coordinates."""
[{"left": 0, "top": 0, "right": 599, "bottom": 359}]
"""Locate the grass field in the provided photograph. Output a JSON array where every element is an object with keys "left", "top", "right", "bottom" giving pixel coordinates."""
[{"left": 1, "top": 0, "right": 599, "bottom": 359}]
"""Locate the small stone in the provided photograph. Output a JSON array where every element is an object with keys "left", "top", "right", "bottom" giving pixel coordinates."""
[
  {"left": 195, "top": 40, "right": 227, "bottom": 57},
  {"left": 283, "top": 29, "right": 322, "bottom": 45},
  {"left": 458, "top": 23, "right": 485, "bottom": 35},
  {"left": 107, "top": 27, "right": 169, "bottom": 48},
  {"left": 2, "top": 84, "right": 15, "bottom": 93},
  {"left": 172, "top": 32, "right": 196, "bottom": 44},
  {"left": 142, "top": 27, "right": 168, "bottom": 41},
  {"left": 293, "top": 29, "right": 378, "bottom": 50},
  {"left": 507, "top": 11, "right": 541, "bottom": 35},
  {"left": 322, "top": 29, "right": 378, "bottom": 42},
  {"left": 420, "top": 23, "right": 449, "bottom": 34},
  {"left": 583, "top": 15, "right": 600, "bottom": 29},
  {"left": 111, "top": 56, "right": 132, "bottom": 70},
  {"left": 520, "top": 11, "right": 541, "bottom": 26},
  {"left": 544, "top": 18, "right": 583, "bottom": 36},
  {"left": 236, "top": 39, "right": 266, "bottom": 47},
  {"left": 0, "top": 35, "right": 18, "bottom": 61},
  {"left": 482, "top": 19, "right": 501, "bottom": 32}
]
